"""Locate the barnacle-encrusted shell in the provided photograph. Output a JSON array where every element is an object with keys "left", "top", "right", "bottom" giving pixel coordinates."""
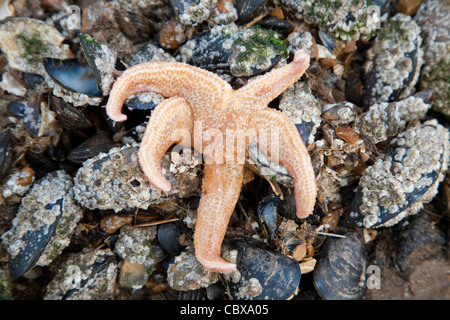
[
  {"left": 229, "top": 25, "right": 287, "bottom": 77},
  {"left": 279, "top": 81, "right": 322, "bottom": 145},
  {"left": 115, "top": 225, "right": 156, "bottom": 289},
  {"left": 115, "top": 225, "right": 156, "bottom": 267},
  {"left": 357, "top": 94, "right": 432, "bottom": 144},
  {"left": 179, "top": 23, "right": 238, "bottom": 73},
  {"left": 363, "top": 13, "right": 424, "bottom": 107},
  {"left": 44, "top": 248, "right": 118, "bottom": 300},
  {"left": 415, "top": 0, "right": 450, "bottom": 116},
  {"left": 167, "top": 251, "right": 219, "bottom": 291},
  {"left": 225, "top": 237, "right": 301, "bottom": 300},
  {"left": 170, "top": 0, "right": 216, "bottom": 26},
  {"left": 1, "top": 171, "right": 83, "bottom": 279},
  {"left": 348, "top": 120, "right": 449, "bottom": 228},
  {"left": 73, "top": 144, "right": 200, "bottom": 212},
  {"left": 279, "top": 0, "right": 378, "bottom": 42}
]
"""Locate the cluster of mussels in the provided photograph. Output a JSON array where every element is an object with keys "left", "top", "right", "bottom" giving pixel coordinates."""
[{"left": 0, "top": 0, "right": 449, "bottom": 300}]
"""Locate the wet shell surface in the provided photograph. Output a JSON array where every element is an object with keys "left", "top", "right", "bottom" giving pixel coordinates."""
[
  {"left": 157, "top": 222, "right": 186, "bottom": 256},
  {"left": 356, "top": 93, "right": 432, "bottom": 144},
  {"left": 167, "top": 251, "right": 219, "bottom": 291},
  {"left": 278, "top": 81, "right": 322, "bottom": 146},
  {"left": 225, "top": 237, "right": 301, "bottom": 300},
  {"left": 279, "top": 0, "right": 378, "bottom": 42},
  {"left": 1, "top": 170, "right": 83, "bottom": 279},
  {"left": 44, "top": 248, "right": 118, "bottom": 300},
  {"left": 179, "top": 24, "right": 237, "bottom": 73},
  {"left": 363, "top": 13, "right": 424, "bottom": 108},
  {"left": 115, "top": 225, "right": 156, "bottom": 289},
  {"left": 348, "top": 120, "right": 450, "bottom": 228},
  {"left": 73, "top": 144, "right": 201, "bottom": 212},
  {"left": 0, "top": 129, "right": 14, "bottom": 179},
  {"left": 44, "top": 58, "right": 103, "bottom": 98},
  {"left": 313, "top": 229, "right": 368, "bottom": 300},
  {"left": 415, "top": 0, "right": 450, "bottom": 116}
]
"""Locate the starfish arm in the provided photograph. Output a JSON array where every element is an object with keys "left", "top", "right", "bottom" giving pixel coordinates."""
[
  {"left": 138, "top": 97, "right": 194, "bottom": 192},
  {"left": 247, "top": 108, "right": 317, "bottom": 219},
  {"left": 234, "top": 50, "right": 310, "bottom": 109},
  {"left": 105, "top": 62, "right": 233, "bottom": 122},
  {"left": 194, "top": 163, "right": 244, "bottom": 273}
]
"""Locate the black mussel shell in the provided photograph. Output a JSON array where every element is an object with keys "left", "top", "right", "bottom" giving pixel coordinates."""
[
  {"left": 9, "top": 200, "right": 63, "bottom": 279},
  {"left": 257, "top": 17, "right": 294, "bottom": 37},
  {"left": 362, "top": 15, "right": 422, "bottom": 108},
  {"left": 157, "top": 222, "right": 186, "bottom": 256},
  {"left": 78, "top": 33, "right": 105, "bottom": 92},
  {"left": 23, "top": 73, "right": 44, "bottom": 89},
  {"left": 313, "top": 229, "right": 368, "bottom": 300},
  {"left": 49, "top": 95, "right": 92, "bottom": 130},
  {"left": 184, "top": 31, "right": 233, "bottom": 73},
  {"left": 257, "top": 194, "right": 279, "bottom": 236},
  {"left": 125, "top": 95, "right": 159, "bottom": 111},
  {"left": 227, "top": 237, "right": 301, "bottom": 300},
  {"left": 346, "top": 122, "right": 448, "bottom": 229},
  {"left": 235, "top": 0, "right": 268, "bottom": 23},
  {"left": 43, "top": 58, "right": 103, "bottom": 97},
  {"left": 296, "top": 122, "right": 314, "bottom": 146},
  {"left": 115, "top": 11, "right": 156, "bottom": 43},
  {"left": 67, "top": 131, "right": 115, "bottom": 164},
  {"left": 0, "top": 129, "right": 15, "bottom": 179},
  {"left": 7, "top": 101, "right": 27, "bottom": 117}
]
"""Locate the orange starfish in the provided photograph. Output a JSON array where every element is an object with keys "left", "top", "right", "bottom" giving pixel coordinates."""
[{"left": 106, "top": 50, "right": 316, "bottom": 273}]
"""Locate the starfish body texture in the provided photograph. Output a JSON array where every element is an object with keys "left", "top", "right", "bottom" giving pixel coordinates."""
[{"left": 106, "top": 50, "right": 317, "bottom": 273}]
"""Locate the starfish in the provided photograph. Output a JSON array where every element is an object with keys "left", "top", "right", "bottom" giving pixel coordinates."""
[{"left": 105, "top": 49, "right": 317, "bottom": 273}]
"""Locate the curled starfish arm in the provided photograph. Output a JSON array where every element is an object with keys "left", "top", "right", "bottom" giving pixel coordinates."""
[
  {"left": 105, "top": 62, "right": 233, "bottom": 121},
  {"left": 248, "top": 109, "right": 317, "bottom": 219},
  {"left": 194, "top": 163, "right": 244, "bottom": 273},
  {"left": 234, "top": 50, "right": 310, "bottom": 109},
  {"left": 138, "top": 97, "right": 194, "bottom": 192}
]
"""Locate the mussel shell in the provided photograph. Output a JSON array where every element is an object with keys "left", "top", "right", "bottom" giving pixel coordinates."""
[
  {"left": 157, "top": 222, "right": 185, "bottom": 256},
  {"left": 67, "top": 131, "right": 114, "bottom": 164},
  {"left": 235, "top": 0, "right": 268, "bottom": 23},
  {"left": 227, "top": 237, "right": 301, "bottom": 300},
  {"left": 125, "top": 94, "right": 158, "bottom": 111},
  {"left": 115, "top": 11, "right": 155, "bottom": 43},
  {"left": 362, "top": 14, "right": 423, "bottom": 108},
  {"left": 73, "top": 145, "right": 200, "bottom": 212},
  {"left": 43, "top": 58, "right": 103, "bottom": 97},
  {"left": 183, "top": 31, "right": 233, "bottom": 73},
  {"left": 4, "top": 171, "right": 82, "bottom": 279},
  {"left": 313, "top": 229, "right": 368, "bottom": 300},
  {"left": 9, "top": 200, "right": 63, "bottom": 279},
  {"left": 347, "top": 121, "right": 449, "bottom": 228},
  {"left": 257, "top": 194, "right": 279, "bottom": 236},
  {"left": 7, "top": 101, "right": 27, "bottom": 117},
  {"left": 0, "top": 129, "right": 14, "bottom": 179},
  {"left": 169, "top": 0, "right": 211, "bottom": 25},
  {"left": 23, "top": 73, "right": 45, "bottom": 89},
  {"left": 44, "top": 248, "right": 118, "bottom": 300},
  {"left": 78, "top": 33, "right": 105, "bottom": 92},
  {"left": 257, "top": 17, "right": 294, "bottom": 37},
  {"left": 347, "top": 169, "right": 438, "bottom": 229},
  {"left": 48, "top": 95, "right": 92, "bottom": 130},
  {"left": 295, "top": 122, "right": 314, "bottom": 146},
  {"left": 363, "top": 48, "right": 421, "bottom": 107},
  {"left": 229, "top": 26, "right": 287, "bottom": 77}
]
